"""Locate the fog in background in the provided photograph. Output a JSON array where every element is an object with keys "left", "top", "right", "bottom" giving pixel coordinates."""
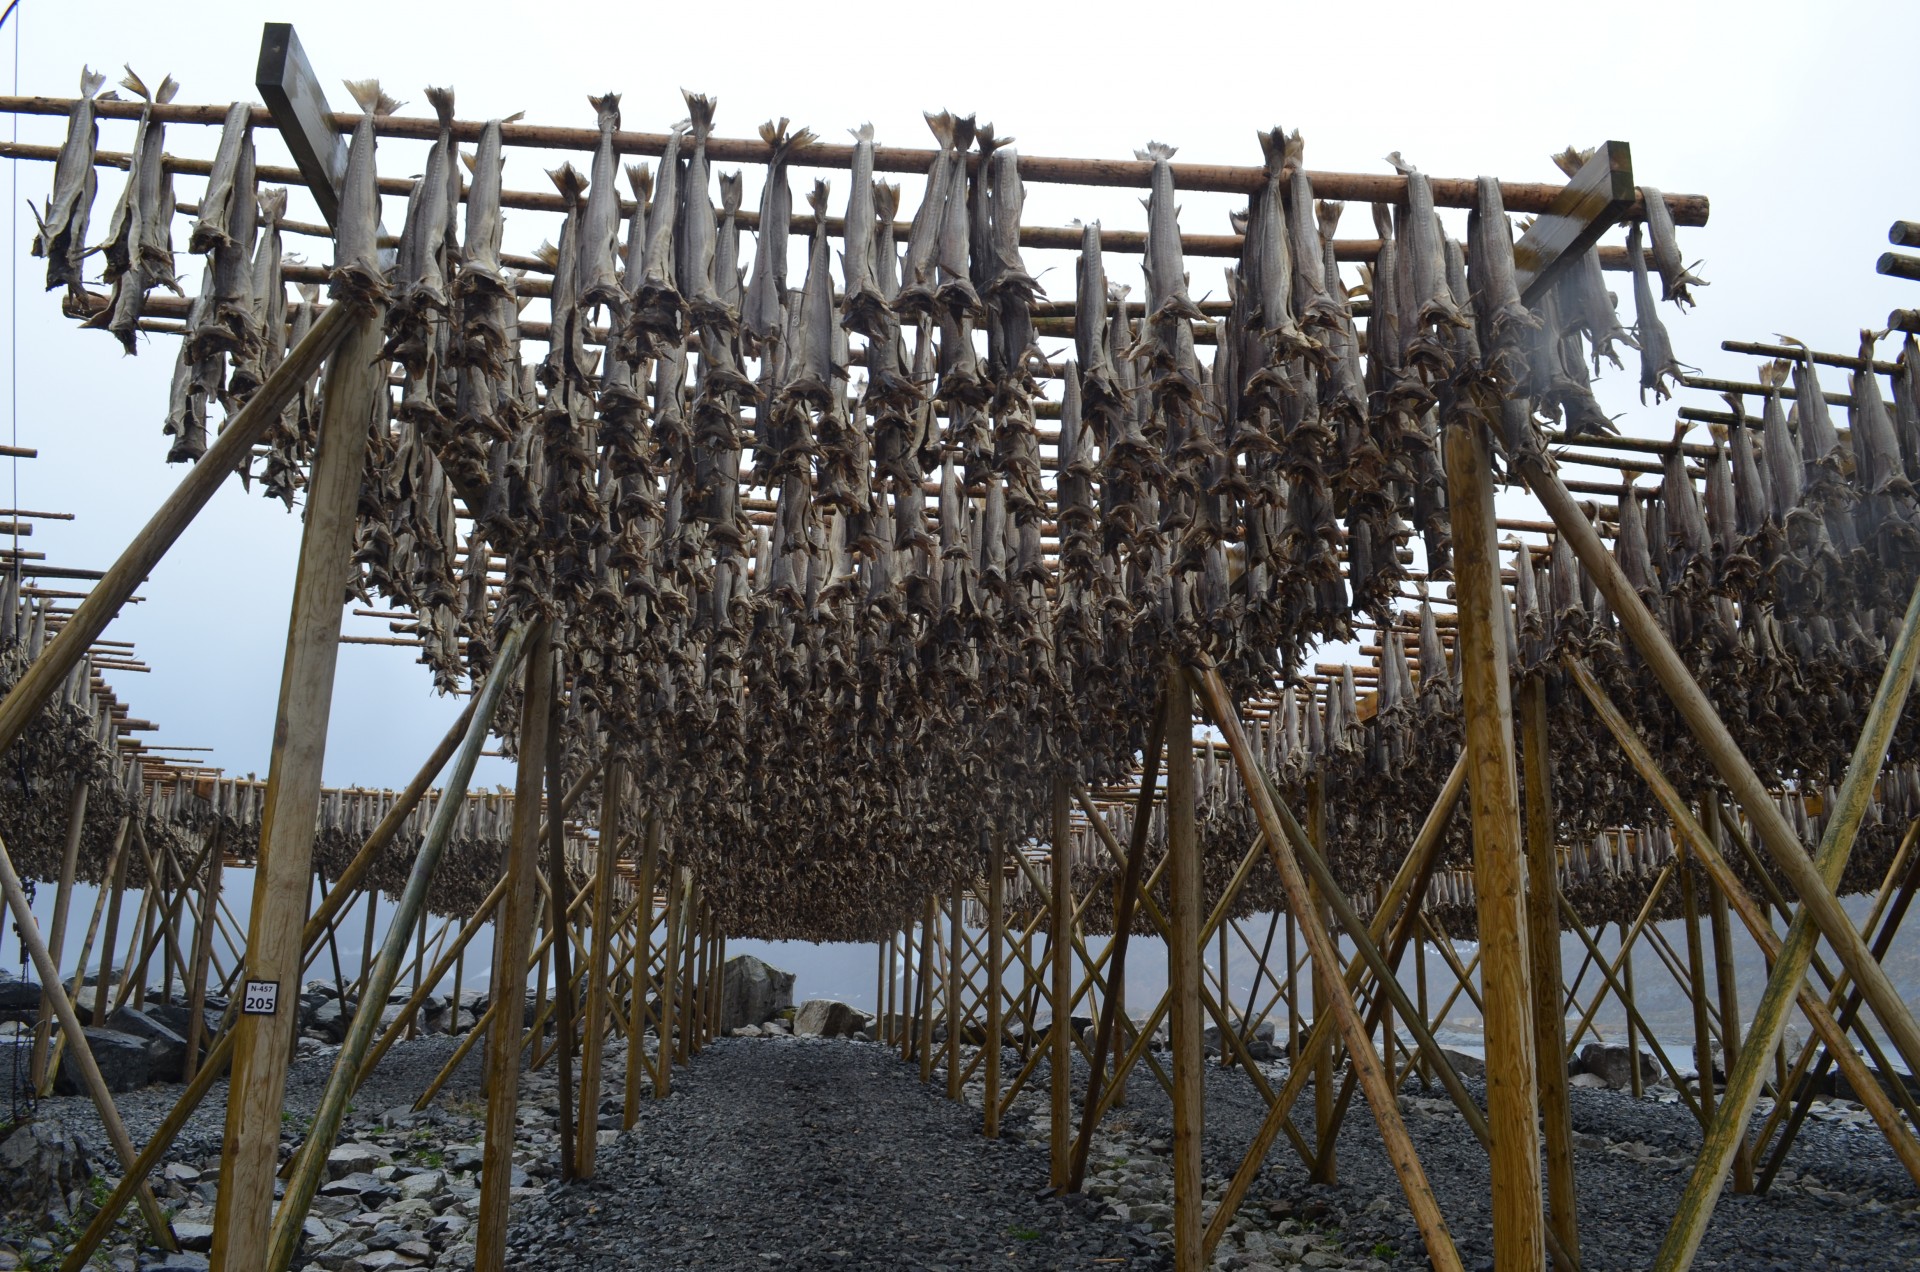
[{"left": 7, "top": 1, "right": 1920, "bottom": 1040}]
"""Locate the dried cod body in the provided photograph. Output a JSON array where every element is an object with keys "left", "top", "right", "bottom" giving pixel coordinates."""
[
  {"left": 88, "top": 68, "right": 182, "bottom": 353},
  {"left": 743, "top": 119, "right": 813, "bottom": 352},
  {"left": 332, "top": 79, "right": 400, "bottom": 305},
  {"left": 1626, "top": 222, "right": 1684, "bottom": 403},
  {"left": 33, "top": 67, "right": 110, "bottom": 295},
  {"left": 1637, "top": 185, "right": 1706, "bottom": 307}
]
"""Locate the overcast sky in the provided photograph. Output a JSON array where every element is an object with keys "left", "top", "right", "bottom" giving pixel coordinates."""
[{"left": 6, "top": 2, "right": 1920, "bottom": 1004}]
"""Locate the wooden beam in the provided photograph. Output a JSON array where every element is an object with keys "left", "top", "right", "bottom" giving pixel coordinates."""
[
  {"left": 578, "top": 756, "right": 625, "bottom": 1176},
  {"left": 1163, "top": 669, "right": 1204, "bottom": 1272},
  {"left": 255, "top": 23, "right": 347, "bottom": 227},
  {"left": 1515, "top": 140, "right": 1635, "bottom": 304},
  {"left": 1521, "top": 678, "right": 1578, "bottom": 1269}
]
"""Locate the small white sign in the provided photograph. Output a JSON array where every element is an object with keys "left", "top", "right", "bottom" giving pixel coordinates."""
[{"left": 242, "top": 980, "right": 281, "bottom": 1016}]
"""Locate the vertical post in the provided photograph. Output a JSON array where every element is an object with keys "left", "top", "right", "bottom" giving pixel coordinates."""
[
  {"left": 1217, "top": 914, "right": 1231, "bottom": 1067},
  {"left": 1681, "top": 853, "right": 1714, "bottom": 1132},
  {"left": 544, "top": 674, "right": 577, "bottom": 1180},
  {"left": 406, "top": 908, "right": 426, "bottom": 1041},
  {"left": 1521, "top": 676, "right": 1578, "bottom": 1268},
  {"left": 1111, "top": 871, "right": 1129, "bottom": 1107},
  {"left": 1623, "top": 920, "right": 1644, "bottom": 1100},
  {"left": 1414, "top": 931, "right": 1431, "bottom": 1089},
  {"left": 659, "top": 862, "right": 684, "bottom": 1087},
  {"left": 183, "top": 829, "right": 224, "bottom": 1084},
  {"left": 900, "top": 919, "right": 917, "bottom": 1062},
  {"left": 357, "top": 886, "right": 378, "bottom": 1003},
  {"left": 1165, "top": 669, "right": 1204, "bottom": 1272},
  {"left": 209, "top": 304, "right": 385, "bottom": 1272},
  {"left": 1049, "top": 776, "right": 1074, "bottom": 1192},
  {"left": 625, "top": 813, "right": 657, "bottom": 1124},
  {"left": 986, "top": 833, "right": 1005, "bottom": 1138},
  {"left": 473, "top": 619, "right": 554, "bottom": 1272},
  {"left": 919, "top": 894, "right": 938, "bottom": 1083},
  {"left": 1286, "top": 906, "right": 1299, "bottom": 1065},
  {"left": 947, "top": 870, "right": 964, "bottom": 1100},
  {"left": 883, "top": 929, "right": 897, "bottom": 1047},
  {"left": 96, "top": 834, "right": 130, "bottom": 1026},
  {"left": 1308, "top": 771, "right": 1335, "bottom": 1184},
  {"left": 1443, "top": 412, "right": 1544, "bottom": 1271},
  {"left": 678, "top": 880, "right": 700, "bottom": 1062},
  {"left": 1705, "top": 799, "right": 1752, "bottom": 1193},
  {"left": 30, "top": 780, "right": 88, "bottom": 1089}
]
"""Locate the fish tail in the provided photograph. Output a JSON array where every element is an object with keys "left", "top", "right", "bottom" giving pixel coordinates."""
[
  {"left": 1316, "top": 199, "right": 1344, "bottom": 242},
  {"left": 924, "top": 110, "right": 955, "bottom": 150},
  {"left": 590, "top": 91, "right": 621, "bottom": 132},
  {"left": 1384, "top": 150, "right": 1414, "bottom": 176},
  {"left": 548, "top": 162, "right": 587, "bottom": 202},
  {"left": 626, "top": 162, "right": 653, "bottom": 202},
  {"left": 1256, "top": 127, "right": 1285, "bottom": 174},
  {"left": 807, "top": 179, "right": 830, "bottom": 219},
  {"left": 155, "top": 74, "right": 180, "bottom": 105},
  {"left": 1133, "top": 141, "right": 1178, "bottom": 163},
  {"left": 258, "top": 186, "right": 288, "bottom": 223},
  {"left": 719, "top": 171, "right": 743, "bottom": 214},
  {"left": 79, "top": 66, "right": 106, "bottom": 98},
  {"left": 119, "top": 65, "right": 149, "bottom": 101},
  {"left": 951, "top": 113, "right": 976, "bottom": 153},
  {"left": 1550, "top": 145, "right": 1593, "bottom": 178},
  {"left": 427, "top": 86, "right": 456, "bottom": 128},
  {"left": 850, "top": 122, "right": 874, "bottom": 145},
  {"left": 343, "top": 78, "right": 401, "bottom": 117},
  {"left": 682, "top": 91, "right": 714, "bottom": 142},
  {"left": 872, "top": 181, "right": 899, "bottom": 222}
]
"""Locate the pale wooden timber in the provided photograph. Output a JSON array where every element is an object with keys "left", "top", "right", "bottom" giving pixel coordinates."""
[
  {"left": 209, "top": 304, "right": 384, "bottom": 1272},
  {"left": 1163, "top": 668, "right": 1205, "bottom": 1272},
  {"left": 578, "top": 756, "right": 625, "bottom": 1176}
]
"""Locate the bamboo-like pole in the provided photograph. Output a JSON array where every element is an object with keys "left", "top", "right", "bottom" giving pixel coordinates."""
[
  {"left": 1704, "top": 800, "right": 1752, "bottom": 1194},
  {"left": 475, "top": 619, "right": 554, "bottom": 1272},
  {"left": 0, "top": 831, "right": 176, "bottom": 1247},
  {"left": 183, "top": 826, "right": 223, "bottom": 1083},
  {"left": 919, "top": 893, "right": 939, "bottom": 1083},
  {"left": 1307, "top": 771, "right": 1335, "bottom": 1184},
  {"left": 1164, "top": 669, "right": 1204, "bottom": 1272},
  {"left": 1049, "top": 776, "right": 1074, "bottom": 1190},
  {"left": 94, "top": 824, "right": 130, "bottom": 1025},
  {"left": 1444, "top": 416, "right": 1544, "bottom": 1272},
  {"left": 1190, "top": 663, "right": 1464, "bottom": 1272},
  {"left": 947, "top": 870, "right": 964, "bottom": 1101},
  {"left": 543, "top": 675, "right": 578, "bottom": 1180},
  {"left": 659, "top": 861, "right": 684, "bottom": 1092},
  {"left": 679, "top": 881, "right": 701, "bottom": 1062},
  {"left": 628, "top": 816, "right": 660, "bottom": 1111},
  {"left": 578, "top": 756, "right": 625, "bottom": 1176},
  {"left": 1680, "top": 854, "right": 1715, "bottom": 1126},
  {"left": 900, "top": 915, "right": 918, "bottom": 1063},
  {"left": 985, "top": 834, "right": 1005, "bottom": 1138},
  {"left": 29, "top": 780, "right": 88, "bottom": 1088},
  {"left": 1622, "top": 920, "right": 1646, "bottom": 1100},
  {"left": 209, "top": 303, "right": 383, "bottom": 1272},
  {"left": 0, "top": 304, "right": 352, "bottom": 763},
  {"left": 1520, "top": 677, "right": 1579, "bottom": 1269},
  {"left": 1522, "top": 453, "right": 1920, "bottom": 1083},
  {"left": 267, "top": 622, "right": 528, "bottom": 1271}
]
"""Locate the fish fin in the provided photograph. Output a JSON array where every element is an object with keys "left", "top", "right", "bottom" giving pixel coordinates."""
[
  {"left": 951, "top": 114, "right": 976, "bottom": 153},
  {"left": 1227, "top": 208, "right": 1248, "bottom": 234},
  {"left": 1550, "top": 145, "right": 1593, "bottom": 178},
  {"left": 460, "top": 148, "right": 476, "bottom": 176},
  {"left": 872, "top": 181, "right": 899, "bottom": 222},
  {"left": 79, "top": 66, "right": 106, "bottom": 98},
  {"left": 154, "top": 75, "right": 180, "bottom": 105},
  {"left": 119, "top": 66, "right": 149, "bottom": 101},
  {"left": 501, "top": 111, "right": 526, "bottom": 125},
  {"left": 1134, "top": 141, "right": 1177, "bottom": 163},
  {"left": 590, "top": 91, "right": 621, "bottom": 131},
  {"left": 343, "top": 78, "right": 402, "bottom": 117},
  {"left": 532, "top": 239, "right": 560, "bottom": 269},
  {"left": 1316, "top": 199, "right": 1344, "bottom": 242},
  {"left": 759, "top": 117, "right": 790, "bottom": 148},
  {"left": 626, "top": 162, "right": 653, "bottom": 201},
  {"left": 548, "top": 162, "right": 587, "bottom": 201},
  {"left": 681, "top": 91, "right": 714, "bottom": 141},
  {"left": 426, "top": 86, "right": 456, "bottom": 127},
  {"left": 850, "top": 122, "right": 874, "bottom": 144},
  {"left": 719, "top": 171, "right": 743, "bottom": 214},
  {"left": 1256, "top": 127, "right": 1285, "bottom": 173},
  {"left": 258, "top": 186, "right": 288, "bottom": 223},
  {"left": 924, "top": 110, "right": 955, "bottom": 149},
  {"left": 1284, "top": 129, "right": 1305, "bottom": 168},
  {"left": 807, "top": 179, "right": 830, "bottom": 219},
  {"left": 1384, "top": 150, "right": 1414, "bottom": 176}
]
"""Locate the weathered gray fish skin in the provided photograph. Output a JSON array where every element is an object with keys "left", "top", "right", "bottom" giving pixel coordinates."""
[
  {"left": 392, "top": 86, "right": 456, "bottom": 331},
  {"left": 1626, "top": 222, "right": 1684, "bottom": 403},
  {"left": 1074, "top": 222, "right": 1119, "bottom": 410},
  {"left": 984, "top": 143, "right": 1041, "bottom": 375},
  {"left": 1850, "top": 329, "right": 1912, "bottom": 498},
  {"left": 1786, "top": 342, "right": 1846, "bottom": 485},
  {"left": 863, "top": 180, "right": 918, "bottom": 410},
  {"left": 967, "top": 123, "right": 1005, "bottom": 300},
  {"left": 89, "top": 68, "right": 181, "bottom": 353},
  {"left": 715, "top": 171, "right": 745, "bottom": 312},
  {"left": 1895, "top": 333, "right": 1920, "bottom": 485},
  {"left": 694, "top": 165, "right": 751, "bottom": 397},
  {"left": 1759, "top": 363, "right": 1805, "bottom": 525},
  {"left": 743, "top": 119, "right": 813, "bottom": 350},
  {"left": 1246, "top": 128, "right": 1306, "bottom": 355},
  {"left": 249, "top": 187, "right": 289, "bottom": 384},
  {"left": 1531, "top": 288, "right": 1615, "bottom": 439},
  {"left": 33, "top": 67, "right": 108, "bottom": 294},
  {"left": 197, "top": 126, "right": 259, "bottom": 368},
  {"left": 781, "top": 180, "right": 839, "bottom": 407},
  {"left": 896, "top": 112, "right": 956, "bottom": 319},
  {"left": 631, "top": 122, "right": 686, "bottom": 349},
  {"left": 189, "top": 99, "right": 255, "bottom": 254},
  {"left": 1385, "top": 153, "right": 1464, "bottom": 346},
  {"left": 1315, "top": 200, "right": 1367, "bottom": 424},
  {"left": 933, "top": 112, "right": 981, "bottom": 318},
  {"left": 331, "top": 79, "right": 398, "bottom": 305},
  {"left": 1136, "top": 141, "right": 1204, "bottom": 327},
  {"left": 457, "top": 116, "right": 512, "bottom": 298},
  {"left": 542, "top": 164, "right": 594, "bottom": 392},
  {"left": 1285, "top": 134, "right": 1341, "bottom": 332},
  {"left": 1727, "top": 396, "right": 1772, "bottom": 538},
  {"left": 1465, "top": 175, "right": 1536, "bottom": 384},
  {"left": 840, "top": 124, "right": 886, "bottom": 335},
  {"left": 1637, "top": 184, "right": 1706, "bottom": 307},
  {"left": 680, "top": 92, "right": 728, "bottom": 325},
  {"left": 578, "top": 92, "right": 625, "bottom": 314}
]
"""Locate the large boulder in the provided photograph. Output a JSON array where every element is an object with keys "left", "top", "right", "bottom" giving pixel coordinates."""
[
  {"left": 792, "top": 999, "right": 860, "bottom": 1038},
  {"left": 0, "top": 968, "right": 42, "bottom": 1013},
  {"left": 106, "top": 1005, "right": 191, "bottom": 1081},
  {"left": 0, "top": 1118, "right": 93, "bottom": 1229},
  {"left": 1578, "top": 1042, "right": 1659, "bottom": 1091},
  {"left": 1202, "top": 1017, "right": 1278, "bottom": 1061},
  {"left": 720, "top": 955, "right": 796, "bottom": 1032},
  {"left": 55, "top": 1027, "right": 152, "bottom": 1093}
]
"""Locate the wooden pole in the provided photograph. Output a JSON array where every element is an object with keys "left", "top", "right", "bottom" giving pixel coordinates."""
[
  {"left": 0, "top": 304, "right": 353, "bottom": 763},
  {"left": 0, "top": 831, "right": 176, "bottom": 1247},
  {"left": 183, "top": 827, "right": 224, "bottom": 1083},
  {"left": 900, "top": 918, "right": 917, "bottom": 1062},
  {"left": 578, "top": 756, "right": 624, "bottom": 1175},
  {"left": 95, "top": 824, "right": 130, "bottom": 1025},
  {"left": 1704, "top": 799, "right": 1752, "bottom": 1194},
  {"left": 986, "top": 834, "right": 1005, "bottom": 1137},
  {"left": 658, "top": 860, "right": 684, "bottom": 1092},
  {"left": 1307, "top": 770, "right": 1335, "bottom": 1184},
  {"left": 1520, "top": 676, "right": 1578, "bottom": 1268},
  {"left": 627, "top": 814, "right": 659, "bottom": 1116},
  {"left": 1164, "top": 668, "right": 1204, "bottom": 1272},
  {"left": 919, "top": 893, "right": 939, "bottom": 1082},
  {"left": 267, "top": 622, "right": 529, "bottom": 1270},
  {"left": 948, "top": 870, "right": 964, "bottom": 1100},
  {"left": 1445, "top": 417, "right": 1543, "bottom": 1272},
  {"left": 30, "top": 780, "right": 88, "bottom": 1088},
  {"left": 209, "top": 303, "right": 383, "bottom": 1272},
  {"left": 1049, "top": 776, "right": 1074, "bottom": 1190},
  {"left": 474, "top": 619, "right": 554, "bottom": 1272},
  {"left": 542, "top": 672, "right": 578, "bottom": 1180}
]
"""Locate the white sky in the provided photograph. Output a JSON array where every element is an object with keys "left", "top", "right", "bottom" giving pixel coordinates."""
[{"left": 6, "top": 2, "right": 1920, "bottom": 1000}]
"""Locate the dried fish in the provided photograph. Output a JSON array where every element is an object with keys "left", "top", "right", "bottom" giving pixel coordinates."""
[
  {"left": 33, "top": 67, "right": 109, "bottom": 294},
  {"left": 332, "top": 79, "right": 400, "bottom": 305},
  {"left": 630, "top": 122, "right": 686, "bottom": 350},
  {"left": 680, "top": 92, "right": 729, "bottom": 326},
  {"left": 578, "top": 92, "right": 625, "bottom": 314},
  {"left": 1626, "top": 222, "right": 1684, "bottom": 403},
  {"left": 840, "top": 124, "right": 887, "bottom": 336},
  {"left": 89, "top": 68, "right": 181, "bottom": 353},
  {"left": 743, "top": 119, "right": 812, "bottom": 350},
  {"left": 932, "top": 112, "right": 980, "bottom": 318},
  {"left": 1637, "top": 185, "right": 1706, "bottom": 307}
]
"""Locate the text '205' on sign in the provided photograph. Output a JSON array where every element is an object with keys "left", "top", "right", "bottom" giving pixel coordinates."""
[{"left": 242, "top": 980, "right": 281, "bottom": 1015}]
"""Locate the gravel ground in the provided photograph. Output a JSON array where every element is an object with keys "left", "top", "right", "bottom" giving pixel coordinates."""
[
  {"left": 20, "top": 1027, "right": 1920, "bottom": 1272},
  {"left": 505, "top": 1035, "right": 1156, "bottom": 1270}
]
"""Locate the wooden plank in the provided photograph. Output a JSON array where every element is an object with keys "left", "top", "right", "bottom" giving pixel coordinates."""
[
  {"left": 255, "top": 23, "right": 347, "bottom": 226},
  {"left": 1444, "top": 416, "right": 1545, "bottom": 1271},
  {"left": 207, "top": 306, "right": 383, "bottom": 1272},
  {"left": 1163, "top": 671, "right": 1204, "bottom": 1272},
  {"left": 1515, "top": 140, "right": 1635, "bottom": 304}
]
